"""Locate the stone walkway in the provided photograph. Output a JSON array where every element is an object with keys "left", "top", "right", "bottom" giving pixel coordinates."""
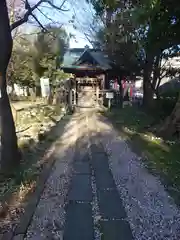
[
  {"left": 11, "top": 87, "right": 180, "bottom": 239},
  {"left": 62, "top": 90, "right": 133, "bottom": 239}
]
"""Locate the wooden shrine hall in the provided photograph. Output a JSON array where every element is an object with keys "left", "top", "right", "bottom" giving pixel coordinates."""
[{"left": 61, "top": 48, "right": 128, "bottom": 108}]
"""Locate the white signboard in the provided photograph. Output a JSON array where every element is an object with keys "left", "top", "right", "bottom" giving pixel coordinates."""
[
  {"left": 106, "top": 92, "right": 114, "bottom": 99},
  {"left": 40, "top": 78, "right": 50, "bottom": 97}
]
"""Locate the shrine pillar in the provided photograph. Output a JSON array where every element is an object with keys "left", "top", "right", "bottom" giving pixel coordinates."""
[{"left": 96, "top": 81, "right": 99, "bottom": 104}]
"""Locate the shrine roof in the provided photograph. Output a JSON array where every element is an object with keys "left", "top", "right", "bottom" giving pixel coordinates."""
[{"left": 61, "top": 48, "right": 112, "bottom": 71}]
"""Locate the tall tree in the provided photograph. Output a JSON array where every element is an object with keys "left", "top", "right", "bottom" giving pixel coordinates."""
[
  {"left": 32, "top": 26, "right": 69, "bottom": 97},
  {"left": 7, "top": 37, "right": 34, "bottom": 92},
  {"left": 89, "top": 0, "right": 180, "bottom": 137},
  {"left": 90, "top": 0, "right": 180, "bottom": 108},
  {"left": 0, "top": 0, "right": 19, "bottom": 172},
  {"left": 0, "top": 0, "right": 68, "bottom": 173}
]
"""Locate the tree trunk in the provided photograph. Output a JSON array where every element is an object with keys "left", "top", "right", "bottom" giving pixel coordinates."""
[
  {"left": 152, "top": 55, "right": 161, "bottom": 88},
  {"left": 149, "top": 54, "right": 162, "bottom": 100},
  {"left": 35, "top": 85, "right": 41, "bottom": 97},
  {"left": 52, "top": 88, "right": 60, "bottom": 105},
  {"left": 11, "top": 82, "right": 15, "bottom": 94},
  {"left": 143, "top": 56, "right": 154, "bottom": 109},
  {"left": 160, "top": 93, "right": 180, "bottom": 138},
  {"left": 0, "top": 74, "right": 20, "bottom": 171},
  {"left": 47, "top": 88, "right": 53, "bottom": 105},
  {"left": 0, "top": 0, "right": 20, "bottom": 173},
  {"left": 143, "top": 74, "right": 154, "bottom": 109},
  {"left": 118, "top": 76, "right": 123, "bottom": 108},
  {"left": 27, "top": 86, "right": 30, "bottom": 96}
]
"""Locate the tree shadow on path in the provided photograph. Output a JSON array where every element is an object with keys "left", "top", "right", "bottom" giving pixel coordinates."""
[{"left": 0, "top": 113, "right": 75, "bottom": 235}]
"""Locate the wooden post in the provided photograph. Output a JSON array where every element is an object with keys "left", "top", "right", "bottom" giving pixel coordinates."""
[
  {"left": 96, "top": 81, "right": 99, "bottom": 105},
  {"left": 108, "top": 98, "right": 111, "bottom": 109},
  {"left": 118, "top": 75, "right": 123, "bottom": 108},
  {"left": 75, "top": 78, "right": 78, "bottom": 105},
  {"left": 68, "top": 78, "right": 73, "bottom": 113},
  {"left": 96, "top": 82, "right": 98, "bottom": 101},
  {"left": 102, "top": 74, "right": 105, "bottom": 90},
  {"left": 72, "top": 89, "right": 76, "bottom": 105}
]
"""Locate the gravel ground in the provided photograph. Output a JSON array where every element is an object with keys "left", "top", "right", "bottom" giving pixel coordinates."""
[
  {"left": 25, "top": 115, "right": 78, "bottom": 240},
  {"left": 20, "top": 88, "right": 180, "bottom": 239},
  {"left": 96, "top": 114, "right": 180, "bottom": 240},
  {"left": 24, "top": 89, "right": 96, "bottom": 239}
]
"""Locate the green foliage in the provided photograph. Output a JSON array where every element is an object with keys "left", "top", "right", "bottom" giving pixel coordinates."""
[
  {"left": 32, "top": 26, "right": 69, "bottom": 83},
  {"left": 155, "top": 87, "right": 179, "bottom": 118},
  {"left": 91, "top": 0, "right": 180, "bottom": 111},
  {"left": 8, "top": 39, "right": 34, "bottom": 87},
  {"left": 156, "top": 98, "right": 177, "bottom": 118},
  {"left": 7, "top": 26, "right": 70, "bottom": 89},
  {"left": 87, "top": 0, "right": 105, "bottom": 15},
  {"left": 93, "top": 8, "right": 143, "bottom": 74},
  {"left": 88, "top": 0, "right": 118, "bottom": 15},
  {"left": 160, "top": 89, "right": 179, "bottom": 99},
  {"left": 92, "top": 0, "right": 180, "bottom": 60}
]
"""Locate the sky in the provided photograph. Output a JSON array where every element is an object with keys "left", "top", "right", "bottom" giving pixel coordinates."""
[{"left": 24, "top": 0, "right": 96, "bottom": 48}]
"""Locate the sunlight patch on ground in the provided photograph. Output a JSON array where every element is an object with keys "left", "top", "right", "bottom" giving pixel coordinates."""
[{"left": 140, "top": 132, "right": 170, "bottom": 152}]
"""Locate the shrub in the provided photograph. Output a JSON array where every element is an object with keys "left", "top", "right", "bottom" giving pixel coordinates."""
[{"left": 154, "top": 89, "right": 179, "bottom": 119}]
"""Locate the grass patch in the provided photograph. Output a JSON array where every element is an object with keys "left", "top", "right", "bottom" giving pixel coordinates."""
[{"left": 103, "top": 106, "right": 180, "bottom": 205}]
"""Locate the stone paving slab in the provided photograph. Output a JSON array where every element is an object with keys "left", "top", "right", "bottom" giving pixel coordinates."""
[
  {"left": 94, "top": 170, "right": 115, "bottom": 190},
  {"left": 90, "top": 143, "right": 104, "bottom": 153},
  {"left": 97, "top": 190, "right": 127, "bottom": 219},
  {"left": 64, "top": 202, "right": 94, "bottom": 240},
  {"left": 13, "top": 234, "right": 24, "bottom": 240},
  {"left": 68, "top": 174, "right": 92, "bottom": 202},
  {"left": 100, "top": 220, "right": 133, "bottom": 240},
  {"left": 0, "top": 232, "right": 13, "bottom": 240},
  {"left": 93, "top": 162, "right": 115, "bottom": 190},
  {"left": 91, "top": 152, "right": 110, "bottom": 171},
  {"left": 73, "top": 152, "right": 90, "bottom": 162},
  {"left": 73, "top": 162, "right": 91, "bottom": 175}
]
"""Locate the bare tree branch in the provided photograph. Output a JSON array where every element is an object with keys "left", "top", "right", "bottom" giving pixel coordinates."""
[
  {"left": 31, "top": 13, "right": 48, "bottom": 32},
  {"left": 161, "top": 58, "right": 169, "bottom": 70},
  {"left": 37, "top": 7, "right": 58, "bottom": 24},
  {"left": 11, "top": 0, "right": 44, "bottom": 30},
  {"left": 46, "top": 0, "right": 68, "bottom": 11},
  {"left": 10, "top": 0, "right": 67, "bottom": 31},
  {"left": 25, "top": 0, "right": 48, "bottom": 31},
  {"left": 25, "top": 0, "right": 31, "bottom": 9}
]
